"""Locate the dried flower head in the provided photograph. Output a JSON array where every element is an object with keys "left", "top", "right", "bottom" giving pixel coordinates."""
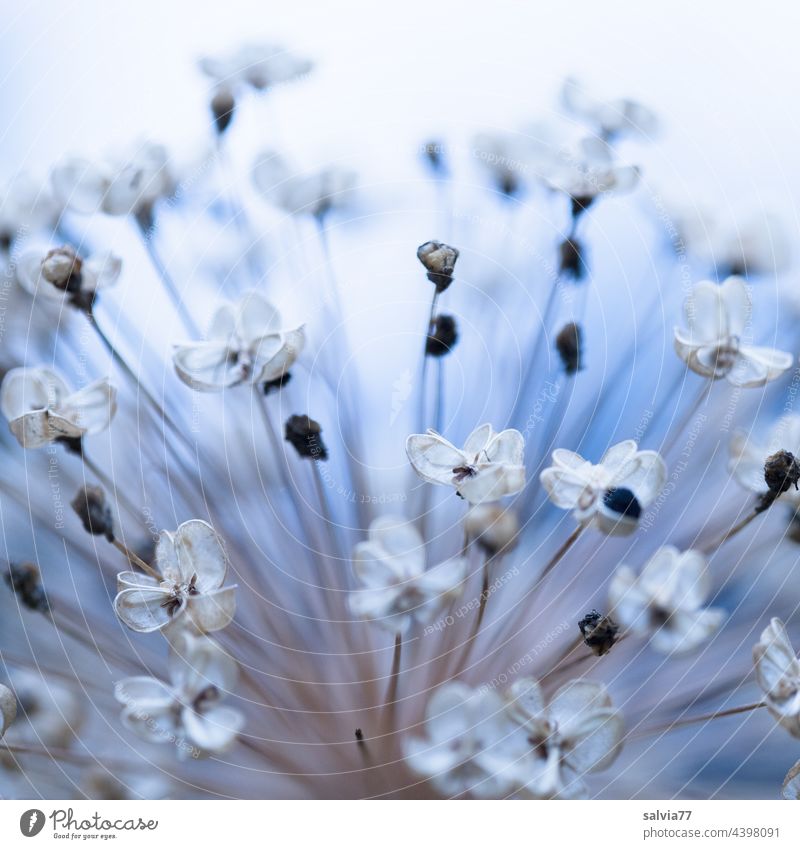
[
  {"left": 407, "top": 424, "right": 525, "bottom": 504},
  {"left": 783, "top": 760, "right": 800, "bottom": 800},
  {"left": 0, "top": 366, "right": 116, "bottom": 449},
  {"left": 674, "top": 276, "right": 793, "bottom": 386},
  {"left": 729, "top": 415, "right": 800, "bottom": 507},
  {"left": 426, "top": 314, "right": 459, "bottom": 357},
  {"left": 578, "top": 610, "right": 619, "bottom": 656},
  {"left": 70, "top": 485, "right": 115, "bottom": 542},
  {"left": 114, "top": 520, "right": 236, "bottom": 634},
  {"left": 417, "top": 240, "right": 459, "bottom": 292},
  {"left": 753, "top": 618, "right": 800, "bottom": 738},
  {"left": 555, "top": 321, "right": 583, "bottom": 374},
  {"left": 4, "top": 561, "right": 49, "bottom": 613}
]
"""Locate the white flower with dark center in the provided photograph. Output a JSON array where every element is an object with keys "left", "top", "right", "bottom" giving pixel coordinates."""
[
  {"left": 505, "top": 677, "right": 624, "bottom": 799},
  {"left": 406, "top": 424, "right": 525, "bottom": 504},
  {"left": 350, "top": 518, "right": 466, "bottom": 634},
  {"left": 0, "top": 173, "right": 61, "bottom": 250},
  {"left": 114, "top": 633, "right": 242, "bottom": 755},
  {"left": 172, "top": 290, "right": 304, "bottom": 392},
  {"left": 404, "top": 681, "right": 527, "bottom": 798},
  {"left": 544, "top": 136, "right": 639, "bottom": 203},
  {"left": 199, "top": 43, "right": 312, "bottom": 91},
  {"left": 753, "top": 618, "right": 800, "bottom": 738},
  {"left": 561, "top": 77, "right": 658, "bottom": 138},
  {"left": 16, "top": 245, "right": 121, "bottom": 305},
  {"left": 609, "top": 547, "right": 724, "bottom": 654},
  {"left": 252, "top": 150, "right": 356, "bottom": 218},
  {"left": 114, "top": 520, "right": 236, "bottom": 634},
  {"left": 540, "top": 440, "right": 666, "bottom": 535},
  {"left": 0, "top": 366, "right": 116, "bottom": 449},
  {"left": 729, "top": 415, "right": 800, "bottom": 506},
  {"left": 51, "top": 142, "right": 173, "bottom": 220},
  {"left": 783, "top": 760, "right": 800, "bottom": 799},
  {"left": 674, "top": 276, "right": 792, "bottom": 386}
]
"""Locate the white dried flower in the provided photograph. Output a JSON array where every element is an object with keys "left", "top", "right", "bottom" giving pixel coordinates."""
[
  {"left": 674, "top": 276, "right": 793, "bottom": 386},
  {"left": 561, "top": 76, "right": 658, "bottom": 138},
  {"left": 350, "top": 518, "right": 466, "bottom": 634},
  {"left": 540, "top": 439, "right": 665, "bottom": 535},
  {"left": 17, "top": 246, "right": 121, "bottom": 304},
  {"left": 544, "top": 136, "right": 639, "bottom": 202},
  {"left": 252, "top": 150, "right": 356, "bottom": 218},
  {"left": 172, "top": 291, "right": 304, "bottom": 392},
  {"left": 505, "top": 677, "right": 624, "bottom": 799},
  {"left": 404, "top": 681, "right": 525, "bottom": 798},
  {"left": 729, "top": 415, "right": 800, "bottom": 506},
  {"left": 51, "top": 142, "right": 173, "bottom": 219},
  {"left": 199, "top": 43, "right": 312, "bottom": 91},
  {"left": 114, "top": 632, "right": 242, "bottom": 755},
  {"left": 406, "top": 424, "right": 525, "bottom": 504},
  {"left": 783, "top": 760, "right": 800, "bottom": 799},
  {"left": 753, "top": 618, "right": 800, "bottom": 738},
  {"left": 114, "top": 520, "right": 236, "bottom": 634},
  {"left": 0, "top": 683, "right": 16, "bottom": 737},
  {"left": 0, "top": 366, "right": 116, "bottom": 449},
  {"left": 0, "top": 173, "right": 61, "bottom": 249},
  {"left": 609, "top": 547, "right": 724, "bottom": 654},
  {"left": 464, "top": 503, "right": 520, "bottom": 555}
]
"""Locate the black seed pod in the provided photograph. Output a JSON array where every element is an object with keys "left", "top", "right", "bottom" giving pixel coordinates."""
[
  {"left": 422, "top": 140, "right": 445, "bottom": 173},
  {"left": 570, "top": 195, "right": 595, "bottom": 218},
  {"left": 426, "top": 314, "right": 458, "bottom": 357},
  {"left": 602, "top": 487, "right": 641, "bottom": 519},
  {"left": 558, "top": 237, "right": 586, "bottom": 280},
  {"left": 262, "top": 372, "right": 292, "bottom": 395},
  {"left": 764, "top": 450, "right": 800, "bottom": 495},
  {"left": 71, "top": 485, "right": 115, "bottom": 542},
  {"left": 285, "top": 415, "right": 328, "bottom": 461},
  {"left": 578, "top": 610, "right": 619, "bottom": 656},
  {"left": 5, "top": 561, "right": 50, "bottom": 613},
  {"left": 555, "top": 321, "right": 583, "bottom": 374},
  {"left": 211, "top": 87, "right": 236, "bottom": 135}
]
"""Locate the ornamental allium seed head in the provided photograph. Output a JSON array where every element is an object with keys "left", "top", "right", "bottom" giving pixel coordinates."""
[
  {"left": 578, "top": 610, "right": 619, "bottom": 656},
  {"left": 211, "top": 87, "right": 236, "bottom": 135},
  {"left": 555, "top": 321, "right": 583, "bottom": 374},
  {"left": 285, "top": 414, "right": 328, "bottom": 460},
  {"left": 426, "top": 314, "right": 458, "bottom": 357},
  {"left": 0, "top": 682, "right": 16, "bottom": 737},
  {"left": 764, "top": 450, "right": 800, "bottom": 495},
  {"left": 42, "top": 246, "right": 82, "bottom": 292},
  {"left": 464, "top": 504, "right": 519, "bottom": 555},
  {"left": 417, "top": 240, "right": 459, "bottom": 292},
  {"left": 71, "top": 485, "right": 115, "bottom": 542},
  {"left": 558, "top": 237, "right": 586, "bottom": 280},
  {"left": 4, "top": 561, "right": 49, "bottom": 613}
]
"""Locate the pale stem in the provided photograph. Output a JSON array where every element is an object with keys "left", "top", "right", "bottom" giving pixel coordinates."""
[
  {"left": 384, "top": 633, "right": 402, "bottom": 731},
  {"left": 701, "top": 507, "right": 763, "bottom": 555},
  {"left": 80, "top": 450, "right": 142, "bottom": 527},
  {"left": 659, "top": 377, "right": 714, "bottom": 458},
  {"left": 111, "top": 537, "right": 161, "bottom": 580},
  {"left": 634, "top": 701, "right": 766, "bottom": 739}
]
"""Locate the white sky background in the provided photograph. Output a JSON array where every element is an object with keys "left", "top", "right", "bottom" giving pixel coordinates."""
[{"left": 1, "top": 0, "right": 799, "bottom": 210}]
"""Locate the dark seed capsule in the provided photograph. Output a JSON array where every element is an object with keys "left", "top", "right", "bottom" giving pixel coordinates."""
[
  {"left": 602, "top": 487, "right": 641, "bottom": 519},
  {"left": 417, "top": 240, "right": 459, "bottom": 292},
  {"left": 558, "top": 237, "right": 586, "bottom": 280},
  {"left": 5, "top": 561, "right": 50, "bottom": 613},
  {"left": 578, "top": 609, "right": 619, "bottom": 656},
  {"left": 211, "top": 87, "right": 236, "bottom": 135},
  {"left": 285, "top": 414, "right": 328, "bottom": 461},
  {"left": 426, "top": 314, "right": 458, "bottom": 357},
  {"left": 764, "top": 450, "right": 800, "bottom": 495},
  {"left": 71, "top": 485, "right": 115, "bottom": 542},
  {"left": 555, "top": 321, "right": 583, "bottom": 374},
  {"left": 262, "top": 372, "right": 292, "bottom": 395}
]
